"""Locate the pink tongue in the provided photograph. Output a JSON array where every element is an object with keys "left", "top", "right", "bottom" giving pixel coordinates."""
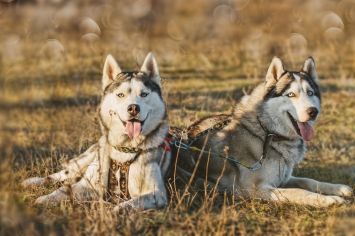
[
  {"left": 125, "top": 121, "right": 142, "bottom": 139},
  {"left": 297, "top": 122, "right": 314, "bottom": 141}
]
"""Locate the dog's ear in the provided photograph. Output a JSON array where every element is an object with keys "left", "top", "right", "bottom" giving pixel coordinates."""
[
  {"left": 140, "top": 52, "right": 161, "bottom": 86},
  {"left": 102, "top": 54, "right": 121, "bottom": 90},
  {"left": 302, "top": 57, "right": 319, "bottom": 84},
  {"left": 266, "top": 57, "right": 285, "bottom": 84}
]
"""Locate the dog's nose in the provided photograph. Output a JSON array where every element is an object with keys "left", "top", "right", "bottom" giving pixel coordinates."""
[
  {"left": 307, "top": 107, "right": 318, "bottom": 120},
  {"left": 127, "top": 104, "right": 140, "bottom": 116}
]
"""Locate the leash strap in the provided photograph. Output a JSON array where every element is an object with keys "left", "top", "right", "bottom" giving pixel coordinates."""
[{"left": 170, "top": 117, "right": 279, "bottom": 171}]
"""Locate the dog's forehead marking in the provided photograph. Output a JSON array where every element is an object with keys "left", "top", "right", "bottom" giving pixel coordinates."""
[
  {"left": 287, "top": 74, "right": 302, "bottom": 93},
  {"left": 301, "top": 77, "right": 313, "bottom": 91},
  {"left": 296, "top": 71, "right": 321, "bottom": 99},
  {"left": 104, "top": 71, "right": 162, "bottom": 97},
  {"left": 265, "top": 70, "right": 320, "bottom": 101},
  {"left": 105, "top": 80, "right": 130, "bottom": 94},
  {"left": 293, "top": 73, "right": 301, "bottom": 83},
  {"left": 106, "top": 80, "right": 149, "bottom": 97},
  {"left": 279, "top": 72, "right": 321, "bottom": 104},
  {"left": 131, "top": 79, "right": 148, "bottom": 89}
]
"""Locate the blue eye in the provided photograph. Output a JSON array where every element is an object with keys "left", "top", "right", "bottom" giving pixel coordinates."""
[
  {"left": 140, "top": 92, "right": 149, "bottom": 97},
  {"left": 287, "top": 92, "right": 296, "bottom": 97},
  {"left": 117, "top": 93, "right": 125, "bottom": 98},
  {"left": 307, "top": 90, "right": 314, "bottom": 96}
]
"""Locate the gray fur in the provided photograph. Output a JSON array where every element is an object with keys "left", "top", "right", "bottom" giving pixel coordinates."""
[{"left": 175, "top": 57, "right": 352, "bottom": 207}]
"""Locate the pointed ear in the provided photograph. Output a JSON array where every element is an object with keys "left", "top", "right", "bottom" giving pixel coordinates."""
[
  {"left": 302, "top": 57, "right": 319, "bottom": 84},
  {"left": 102, "top": 54, "right": 121, "bottom": 90},
  {"left": 266, "top": 57, "right": 285, "bottom": 84},
  {"left": 140, "top": 52, "right": 161, "bottom": 86}
]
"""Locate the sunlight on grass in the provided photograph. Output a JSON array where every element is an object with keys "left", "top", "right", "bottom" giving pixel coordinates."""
[{"left": 0, "top": 0, "right": 354, "bottom": 235}]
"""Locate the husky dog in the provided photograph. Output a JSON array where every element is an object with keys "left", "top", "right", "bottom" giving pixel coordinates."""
[
  {"left": 176, "top": 57, "right": 352, "bottom": 207},
  {"left": 22, "top": 53, "right": 171, "bottom": 211}
]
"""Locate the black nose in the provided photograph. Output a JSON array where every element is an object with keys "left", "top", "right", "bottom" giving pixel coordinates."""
[
  {"left": 127, "top": 104, "right": 140, "bottom": 117},
  {"left": 307, "top": 107, "right": 318, "bottom": 120}
]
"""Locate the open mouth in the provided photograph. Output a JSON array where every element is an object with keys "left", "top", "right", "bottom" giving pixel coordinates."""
[
  {"left": 119, "top": 116, "right": 147, "bottom": 139},
  {"left": 286, "top": 112, "right": 314, "bottom": 141}
]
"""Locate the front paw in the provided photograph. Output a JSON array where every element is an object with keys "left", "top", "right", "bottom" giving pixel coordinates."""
[
  {"left": 318, "top": 195, "right": 348, "bottom": 207},
  {"left": 333, "top": 184, "right": 353, "bottom": 197},
  {"left": 35, "top": 195, "right": 52, "bottom": 205},
  {"left": 22, "top": 177, "right": 47, "bottom": 187},
  {"left": 34, "top": 188, "right": 69, "bottom": 205},
  {"left": 113, "top": 201, "right": 135, "bottom": 212}
]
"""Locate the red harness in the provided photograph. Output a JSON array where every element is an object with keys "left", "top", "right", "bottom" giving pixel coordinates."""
[{"left": 160, "top": 137, "right": 172, "bottom": 152}]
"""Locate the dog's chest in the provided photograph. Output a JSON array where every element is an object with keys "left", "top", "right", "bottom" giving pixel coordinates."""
[
  {"left": 107, "top": 159, "right": 131, "bottom": 201},
  {"left": 259, "top": 141, "right": 305, "bottom": 186},
  {"left": 258, "top": 156, "right": 293, "bottom": 186},
  {"left": 106, "top": 149, "right": 166, "bottom": 201},
  {"left": 106, "top": 149, "right": 139, "bottom": 202}
]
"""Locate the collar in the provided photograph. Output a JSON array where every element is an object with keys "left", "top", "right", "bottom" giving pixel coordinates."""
[
  {"left": 113, "top": 146, "right": 142, "bottom": 153},
  {"left": 113, "top": 136, "right": 171, "bottom": 154}
]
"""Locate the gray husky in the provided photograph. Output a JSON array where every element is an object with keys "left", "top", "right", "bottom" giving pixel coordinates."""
[
  {"left": 22, "top": 53, "right": 172, "bottom": 211},
  {"left": 175, "top": 57, "right": 352, "bottom": 207}
]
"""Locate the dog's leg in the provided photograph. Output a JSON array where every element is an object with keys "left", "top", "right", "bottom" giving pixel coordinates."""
[
  {"left": 255, "top": 186, "right": 348, "bottom": 207},
  {"left": 113, "top": 162, "right": 167, "bottom": 211},
  {"left": 114, "top": 191, "right": 168, "bottom": 211},
  {"left": 283, "top": 176, "right": 353, "bottom": 197},
  {"left": 34, "top": 154, "right": 101, "bottom": 205},
  {"left": 22, "top": 143, "right": 98, "bottom": 187}
]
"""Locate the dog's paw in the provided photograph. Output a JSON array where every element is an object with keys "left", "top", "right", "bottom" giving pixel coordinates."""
[
  {"left": 34, "top": 188, "right": 69, "bottom": 205},
  {"left": 333, "top": 184, "right": 353, "bottom": 197},
  {"left": 113, "top": 201, "right": 137, "bottom": 213},
  {"left": 34, "top": 195, "right": 51, "bottom": 205},
  {"left": 22, "top": 177, "right": 46, "bottom": 187},
  {"left": 318, "top": 195, "right": 347, "bottom": 207}
]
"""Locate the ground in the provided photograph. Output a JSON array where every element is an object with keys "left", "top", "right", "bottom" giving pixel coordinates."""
[{"left": 0, "top": 0, "right": 355, "bottom": 235}]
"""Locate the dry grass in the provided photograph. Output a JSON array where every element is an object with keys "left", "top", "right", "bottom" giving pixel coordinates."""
[{"left": 1, "top": 0, "right": 355, "bottom": 235}]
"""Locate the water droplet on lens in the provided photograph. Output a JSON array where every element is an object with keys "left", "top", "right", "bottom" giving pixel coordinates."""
[
  {"left": 81, "top": 33, "right": 100, "bottom": 42},
  {"left": 322, "top": 12, "right": 344, "bottom": 30},
  {"left": 287, "top": 33, "right": 307, "bottom": 58},
  {"left": 288, "top": 33, "right": 307, "bottom": 50},
  {"left": 40, "top": 39, "right": 65, "bottom": 60},
  {"left": 213, "top": 4, "right": 235, "bottom": 24},
  {"left": 80, "top": 17, "right": 101, "bottom": 35}
]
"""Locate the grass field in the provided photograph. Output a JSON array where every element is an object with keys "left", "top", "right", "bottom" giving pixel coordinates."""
[{"left": 1, "top": 0, "right": 355, "bottom": 235}]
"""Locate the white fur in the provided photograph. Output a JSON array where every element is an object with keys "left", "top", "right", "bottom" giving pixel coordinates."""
[
  {"left": 140, "top": 52, "right": 161, "bottom": 86},
  {"left": 22, "top": 53, "right": 171, "bottom": 211},
  {"left": 102, "top": 54, "right": 121, "bottom": 90},
  {"left": 100, "top": 79, "right": 165, "bottom": 144},
  {"left": 303, "top": 57, "right": 319, "bottom": 84}
]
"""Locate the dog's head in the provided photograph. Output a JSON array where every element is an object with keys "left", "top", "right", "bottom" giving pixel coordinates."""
[
  {"left": 99, "top": 53, "right": 166, "bottom": 140},
  {"left": 261, "top": 57, "right": 321, "bottom": 141}
]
